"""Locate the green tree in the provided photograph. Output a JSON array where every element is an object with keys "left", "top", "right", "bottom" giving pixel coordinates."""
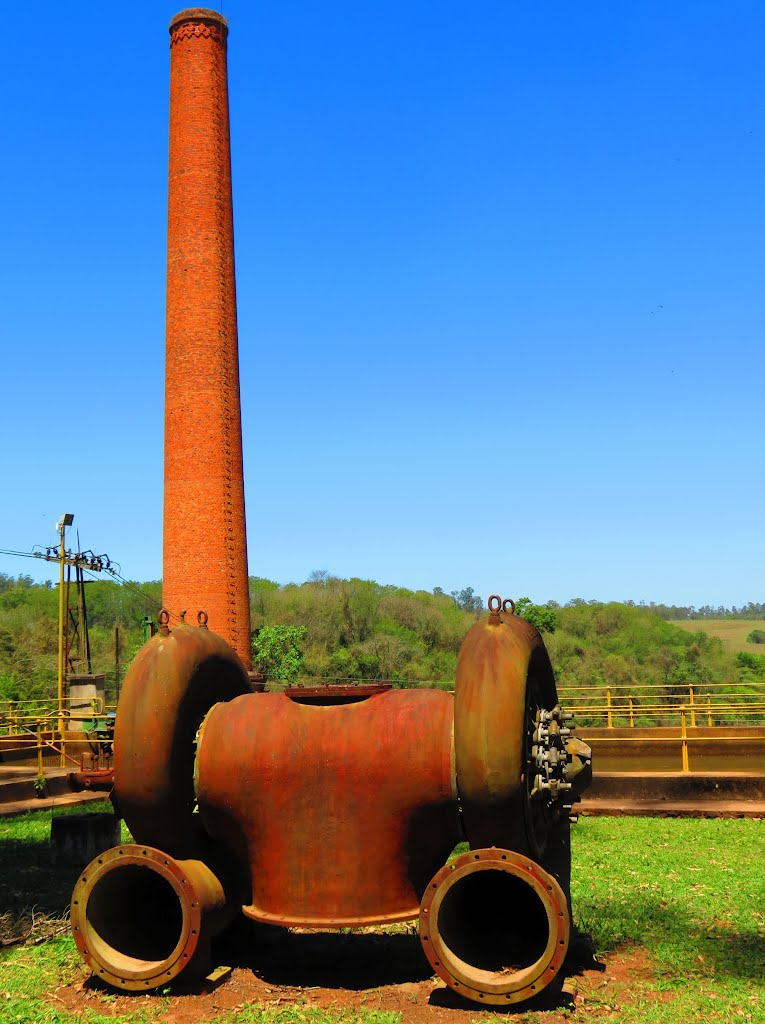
[
  {"left": 450, "top": 587, "right": 483, "bottom": 613},
  {"left": 736, "top": 651, "right": 765, "bottom": 681},
  {"left": 252, "top": 624, "right": 307, "bottom": 682},
  {"left": 514, "top": 597, "right": 558, "bottom": 634}
]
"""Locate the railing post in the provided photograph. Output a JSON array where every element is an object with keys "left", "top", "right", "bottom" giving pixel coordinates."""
[
  {"left": 9, "top": 700, "right": 16, "bottom": 733},
  {"left": 37, "top": 724, "right": 44, "bottom": 777},
  {"left": 706, "top": 693, "right": 713, "bottom": 728},
  {"left": 606, "top": 687, "right": 613, "bottom": 729},
  {"left": 680, "top": 706, "right": 689, "bottom": 773},
  {"left": 689, "top": 685, "right": 696, "bottom": 728},
  {"left": 628, "top": 695, "right": 635, "bottom": 727}
]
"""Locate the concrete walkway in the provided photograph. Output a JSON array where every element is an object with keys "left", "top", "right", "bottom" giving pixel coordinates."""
[
  {"left": 579, "top": 797, "right": 765, "bottom": 818},
  {"left": 579, "top": 770, "right": 765, "bottom": 818},
  {"left": 0, "top": 764, "right": 110, "bottom": 816},
  {"left": 0, "top": 789, "right": 108, "bottom": 817}
]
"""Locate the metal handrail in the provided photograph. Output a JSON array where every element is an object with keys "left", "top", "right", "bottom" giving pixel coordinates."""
[
  {"left": 0, "top": 697, "right": 106, "bottom": 735},
  {"left": 557, "top": 681, "right": 765, "bottom": 693},
  {"left": 1, "top": 697, "right": 111, "bottom": 770},
  {"left": 0, "top": 696, "right": 105, "bottom": 713},
  {"left": 583, "top": 703, "right": 765, "bottom": 773},
  {"left": 3, "top": 681, "right": 764, "bottom": 781}
]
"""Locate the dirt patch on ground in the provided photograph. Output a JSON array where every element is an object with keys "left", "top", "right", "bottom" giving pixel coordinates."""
[{"left": 51, "top": 924, "right": 654, "bottom": 1023}]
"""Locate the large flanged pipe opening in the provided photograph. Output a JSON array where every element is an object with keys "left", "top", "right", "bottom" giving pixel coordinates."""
[
  {"left": 420, "top": 849, "right": 570, "bottom": 1005},
  {"left": 87, "top": 865, "right": 184, "bottom": 971},
  {"left": 71, "top": 846, "right": 209, "bottom": 990},
  {"left": 438, "top": 869, "right": 549, "bottom": 973}
]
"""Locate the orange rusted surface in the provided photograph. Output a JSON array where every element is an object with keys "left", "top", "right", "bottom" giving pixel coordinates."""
[
  {"left": 68, "top": 768, "right": 115, "bottom": 792},
  {"left": 420, "top": 847, "right": 570, "bottom": 1005},
  {"left": 113, "top": 618, "right": 251, "bottom": 858},
  {"left": 83, "top": 598, "right": 590, "bottom": 1001},
  {"left": 195, "top": 689, "right": 459, "bottom": 926},
  {"left": 455, "top": 598, "right": 558, "bottom": 852},
  {"left": 71, "top": 845, "right": 232, "bottom": 990}
]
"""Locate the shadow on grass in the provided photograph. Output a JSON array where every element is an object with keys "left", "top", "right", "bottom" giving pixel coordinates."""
[
  {"left": 162, "top": 919, "right": 599, "bottom": 1011},
  {"left": 0, "top": 803, "right": 118, "bottom": 937},
  {"left": 4, "top": 823, "right": 764, "bottom": 999},
  {"left": 580, "top": 896, "right": 765, "bottom": 985},
  {"left": 0, "top": 837, "right": 81, "bottom": 934}
]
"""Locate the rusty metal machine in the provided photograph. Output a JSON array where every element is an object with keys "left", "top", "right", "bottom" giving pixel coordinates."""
[{"left": 71, "top": 597, "right": 591, "bottom": 1005}]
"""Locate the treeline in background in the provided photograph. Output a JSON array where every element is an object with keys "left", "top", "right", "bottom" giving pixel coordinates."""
[{"left": 1, "top": 572, "right": 764, "bottom": 710}]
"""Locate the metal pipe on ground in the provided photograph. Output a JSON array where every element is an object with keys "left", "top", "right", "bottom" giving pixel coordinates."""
[{"left": 71, "top": 846, "right": 233, "bottom": 990}]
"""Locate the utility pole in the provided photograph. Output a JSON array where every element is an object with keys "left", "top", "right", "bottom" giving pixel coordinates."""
[
  {"left": 56, "top": 514, "right": 74, "bottom": 746},
  {"left": 37, "top": 517, "right": 113, "bottom": 756},
  {"left": 115, "top": 626, "right": 121, "bottom": 703}
]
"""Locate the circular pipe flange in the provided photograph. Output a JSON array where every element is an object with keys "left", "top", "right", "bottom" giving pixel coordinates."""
[
  {"left": 419, "top": 848, "right": 570, "bottom": 1005},
  {"left": 71, "top": 845, "right": 208, "bottom": 991}
]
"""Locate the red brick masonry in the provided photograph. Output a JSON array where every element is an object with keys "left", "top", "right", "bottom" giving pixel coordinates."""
[{"left": 163, "top": 8, "right": 251, "bottom": 667}]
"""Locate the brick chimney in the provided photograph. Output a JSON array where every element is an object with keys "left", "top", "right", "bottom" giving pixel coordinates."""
[{"left": 163, "top": 8, "right": 251, "bottom": 667}]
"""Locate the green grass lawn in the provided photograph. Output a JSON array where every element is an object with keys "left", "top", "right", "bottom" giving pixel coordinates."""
[
  {"left": 570, "top": 817, "right": 765, "bottom": 1022},
  {"left": 0, "top": 808, "right": 763, "bottom": 1023},
  {"left": 672, "top": 618, "right": 765, "bottom": 654}
]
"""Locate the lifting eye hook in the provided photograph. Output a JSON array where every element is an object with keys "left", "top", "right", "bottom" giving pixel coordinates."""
[{"left": 487, "top": 595, "right": 516, "bottom": 624}]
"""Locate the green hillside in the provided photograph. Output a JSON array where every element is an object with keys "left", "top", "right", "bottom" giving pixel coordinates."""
[{"left": 1, "top": 572, "right": 763, "bottom": 711}]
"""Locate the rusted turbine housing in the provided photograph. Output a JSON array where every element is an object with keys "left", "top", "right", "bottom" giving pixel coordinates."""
[
  {"left": 72, "top": 598, "right": 590, "bottom": 1004},
  {"left": 456, "top": 596, "right": 561, "bottom": 853},
  {"left": 113, "top": 615, "right": 252, "bottom": 858}
]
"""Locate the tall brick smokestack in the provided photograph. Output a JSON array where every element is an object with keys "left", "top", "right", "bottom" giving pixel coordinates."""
[{"left": 163, "top": 8, "right": 251, "bottom": 668}]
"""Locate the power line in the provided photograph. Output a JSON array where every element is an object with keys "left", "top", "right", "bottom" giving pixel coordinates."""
[
  {"left": 81, "top": 567, "right": 173, "bottom": 622},
  {"left": 2, "top": 541, "right": 177, "bottom": 624},
  {"left": 0, "top": 547, "right": 42, "bottom": 561},
  {"left": 1, "top": 544, "right": 172, "bottom": 620}
]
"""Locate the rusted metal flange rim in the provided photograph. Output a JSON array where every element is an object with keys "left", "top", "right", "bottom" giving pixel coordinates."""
[
  {"left": 71, "top": 845, "right": 202, "bottom": 991},
  {"left": 419, "top": 848, "right": 570, "bottom": 1005}
]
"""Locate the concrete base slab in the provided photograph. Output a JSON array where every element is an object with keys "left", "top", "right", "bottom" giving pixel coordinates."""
[
  {"left": 580, "top": 799, "right": 765, "bottom": 819},
  {"left": 580, "top": 771, "right": 765, "bottom": 817}
]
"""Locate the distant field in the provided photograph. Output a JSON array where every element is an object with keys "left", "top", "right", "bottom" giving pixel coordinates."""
[{"left": 672, "top": 618, "right": 765, "bottom": 653}]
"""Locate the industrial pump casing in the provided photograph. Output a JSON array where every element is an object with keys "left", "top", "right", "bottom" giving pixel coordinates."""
[{"left": 71, "top": 598, "right": 591, "bottom": 1005}]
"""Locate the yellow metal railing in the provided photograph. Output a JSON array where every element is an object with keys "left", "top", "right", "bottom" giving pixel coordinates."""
[
  {"left": 566, "top": 701, "right": 765, "bottom": 728},
  {"left": 1, "top": 695, "right": 105, "bottom": 720},
  {"left": 0, "top": 729, "right": 80, "bottom": 772},
  {"left": 3, "top": 682, "right": 764, "bottom": 783},
  {"left": 581, "top": 708, "right": 765, "bottom": 773},
  {"left": 0, "top": 697, "right": 111, "bottom": 773},
  {"left": 561, "top": 683, "right": 765, "bottom": 773},
  {"left": 558, "top": 681, "right": 765, "bottom": 729}
]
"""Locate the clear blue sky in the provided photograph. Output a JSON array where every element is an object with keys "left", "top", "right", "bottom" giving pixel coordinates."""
[{"left": 1, "top": 1, "right": 762, "bottom": 608}]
